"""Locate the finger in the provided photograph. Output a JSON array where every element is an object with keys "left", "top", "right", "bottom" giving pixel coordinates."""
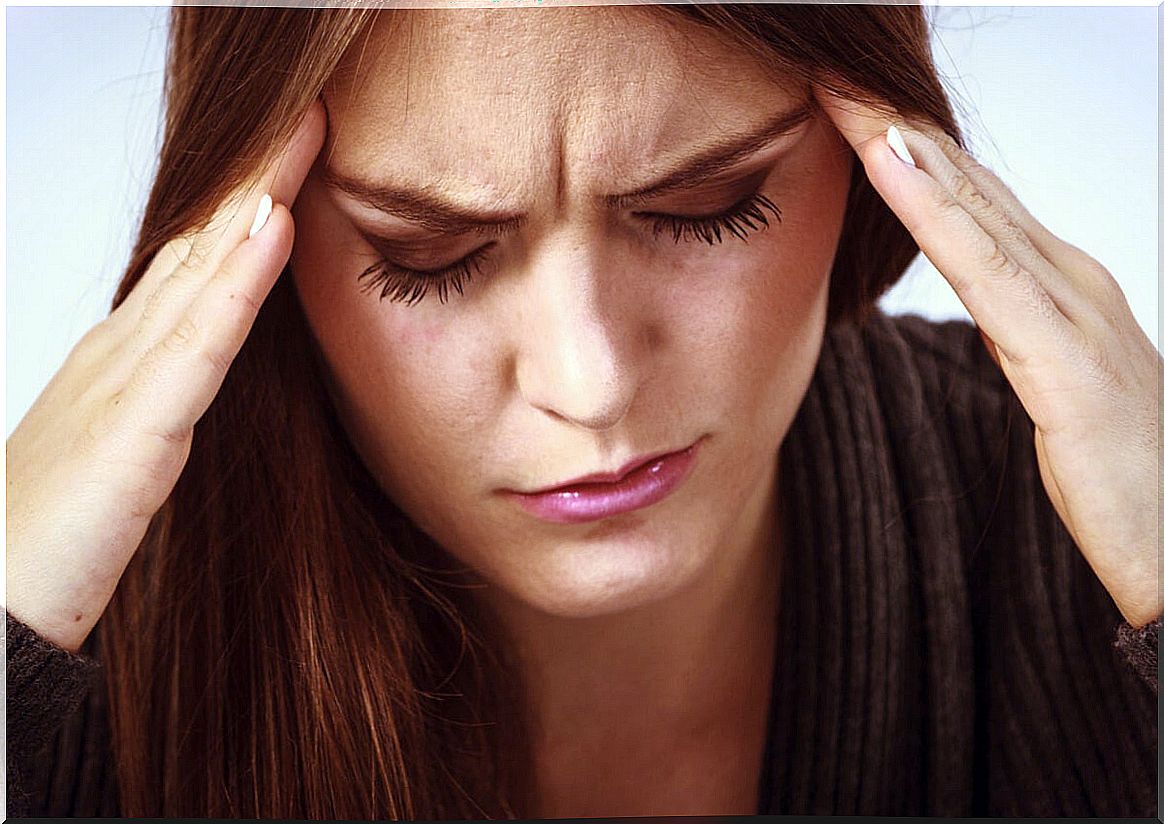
[
  {"left": 214, "top": 99, "right": 327, "bottom": 256},
  {"left": 894, "top": 125, "right": 1098, "bottom": 327},
  {"left": 816, "top": 86, "right": 1117, "bottom": 320},
  {"left": 116, "top": 101, "right": 326, "bottom": 353},
  {"left": 116, "top": 202, "right": 293, "bottom": 444},
  {"left": 816, "top": 87, "right": 1081, "bottom": 368},
  {"left": 906, "top": 121, "right": 1116, "bottom": 297},
  {"left": 814, "top": 86, "right": 901, "bottom": 157}
]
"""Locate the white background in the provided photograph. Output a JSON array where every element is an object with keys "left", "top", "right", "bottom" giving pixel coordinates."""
[{"left": 5, "top": 5, "right": 1159, "bottom": 437}]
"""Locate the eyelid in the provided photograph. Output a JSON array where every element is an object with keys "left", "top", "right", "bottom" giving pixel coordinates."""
[
  {"left": 608, "top": 138, "right": 795, "bottom": 210},
  {"left": 356, "top": 189, "right": 770, "bottom": 251},
  {"left": 355, "top": 221, "right": 510, "bottom": 248},
  {"left": 340, "top": 151, "right": 785, "bottom": 239},
  {"left": 628, "top": 166, "right": 777, "bottom": 216},
  {"left": 359, "top": 184, "right": 768, "bottom": 265}
]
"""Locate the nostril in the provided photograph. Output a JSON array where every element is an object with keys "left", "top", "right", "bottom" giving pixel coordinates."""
[
  {"left": 511, "top": 267, "right": 645, "bottom": 433},
  {"left": 528, "top": 373, "right": 636, "bottom": 433}
]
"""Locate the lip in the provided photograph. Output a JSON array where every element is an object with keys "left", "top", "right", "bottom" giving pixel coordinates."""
[{"left": 506, "top": 437, "right": 704, "bottom": 525}]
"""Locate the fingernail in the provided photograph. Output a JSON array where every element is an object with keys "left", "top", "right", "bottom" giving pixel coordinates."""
[
  {"left": 248, "top": 193, "right": 273, "bottom": 238},
  {"left": 887, "top": 124, "right": 916, "bottom": 167}
]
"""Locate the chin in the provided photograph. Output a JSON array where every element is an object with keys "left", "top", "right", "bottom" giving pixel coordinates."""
[{"left": 491, "top": 528, "right": 710, "bottom": 620}]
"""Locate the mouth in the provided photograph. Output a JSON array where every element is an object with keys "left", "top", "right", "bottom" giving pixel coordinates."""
[{"left": 505, "top": 436, "right": 705, "bottom": 525}]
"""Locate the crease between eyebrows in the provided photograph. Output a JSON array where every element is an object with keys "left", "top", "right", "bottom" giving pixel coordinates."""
[{"left": 322, "top": 103, "right": 813, "bottom": 233}]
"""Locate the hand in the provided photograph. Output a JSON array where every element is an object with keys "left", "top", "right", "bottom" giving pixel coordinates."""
[
  {"left": 5, "top": 101, "right": 326, "bottom": 653},
  {"left": 817, "top": 89, "right": 1162, "bottom": 629}
]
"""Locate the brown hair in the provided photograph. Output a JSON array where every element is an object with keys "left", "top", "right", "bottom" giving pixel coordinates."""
[{"left": 99, "top": 4, "right": 962, "bottom": 817}]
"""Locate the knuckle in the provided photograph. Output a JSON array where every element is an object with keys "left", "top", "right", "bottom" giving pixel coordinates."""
[
  {"left": 73, "top": 411, "right": 104, "bottom": 460},
  {"left": 139, "top": 282, "right": 167, "bottom": 326},
  {"left": 148, "top": 240, "right": 184, "bottom": 275},
  {"left": 165, "top": 316, "right": 202, "bottom": 354},
  {"left": 167, "top": 232, "right": 197, "bottom": 262},
  {"left": 990, "top": 208, "right": 1025, "bottom": 244},
  {"left": 918, "top": 123, "right": 958, "bottom": 156},
  {"left": 200, "top": 338, "right": 234, "bottom": 378},
  {"left": 960, "top": 152, "right": 1002, "bottom": 191},
  {"left": 1078, "top": 338, "right": 1126, "bottom": 395},
  {"left": 932, "top": 187, "right": 966, "bottom": 224},
  {"left": 951, "top": 169, "right": 990, "bottom": 212},
  {"left": 58, "top": 322, "right": 120, "bottom": 383},
  {"left": 71, "top": 318, "right": 115, "bottom": 362},
  {"left": 990, "top": 213, "right": 1041, "bottom": 265},
  {"left": 164, "top": 230, "right": 211, "bottom": 271},
  {"left": 110, "top": 365, "right": 187, "bottom": 443},
  {"left": 140, "top": 419, "right": 192, "bottom": 450},
  {"left": 160, "top": 315, "right": 230, "bottom": 375},
  {"left": 934, "top": 128, "right": 961, "bottom": 155},
  {"left": 1079, "top": 256, "right": 1113, "bottom": 283},
  {"left": 79, "top": 398, "right": 130, "bottom": 461},
  {"left": 978, "top": 239, "right": 1025, "bottom": 284},
  {"left": 1080, "top": 257, "right": 1121, "bottom": 299}
]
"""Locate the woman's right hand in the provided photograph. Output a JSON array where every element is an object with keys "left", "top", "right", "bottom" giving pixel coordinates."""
[{"left": 5, "top": 102, "right": 326, "bottom": 654}]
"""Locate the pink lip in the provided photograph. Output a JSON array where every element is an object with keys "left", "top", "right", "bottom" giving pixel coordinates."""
[{"left": 506, "top": 438, "right": 703, "bottom": 525}]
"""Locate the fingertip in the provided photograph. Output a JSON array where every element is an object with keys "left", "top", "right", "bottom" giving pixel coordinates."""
[
  {"left": 886, "top": 124, "right": 917, "bottom": 168},
  {"left": 812, "top": 85, "right": 901, "bottom": 157},
  {"left": 247, "top": 193, "right": 273, "bottom": 239},
  {"left": 227, "top": 202, "right": 295, "bottom": 295},
  {"left": 296, "top": 99, "right": 327, "bottom": 156},
  {"left": 245, "top": 201, "right": 294, "bottom": 255},
  {"left": 270, "top": 201, "right": 295, "bottom": 244},
  {"left": 849, "top": 131, "right": 929, "bottom": 234},
  {"left": 268, "top": 102, "right": 327, "bottom": 208}
]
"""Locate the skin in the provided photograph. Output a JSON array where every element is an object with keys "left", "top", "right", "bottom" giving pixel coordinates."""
[
  {"left": 290, "top": 10, "right": 850, "bottom": 812},
  {"left": 5, "top": 5, "right": 1158, "bottom": 818}
]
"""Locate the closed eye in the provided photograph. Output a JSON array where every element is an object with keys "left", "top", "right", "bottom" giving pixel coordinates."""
[
  {"left": 356, "top": 191, "right": 782, "bottom": 306},
  {"left": 635, "top": 191, "right": 781, "bottom": 245}
]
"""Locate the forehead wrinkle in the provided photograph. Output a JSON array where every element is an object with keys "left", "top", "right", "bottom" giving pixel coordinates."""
[
  {"left": 553, "top": 110, "right": 568, "bottom": 215},
  {"left": 323, "top": 7, "right": 802, "bottom": 222},
  {"left": 541, "top": 45, "right": 674, "bottom": 214}
]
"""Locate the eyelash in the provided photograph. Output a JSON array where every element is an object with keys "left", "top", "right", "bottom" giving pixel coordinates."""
[{"left": 357, "top": 192, "right": 782, "bottom": 307}]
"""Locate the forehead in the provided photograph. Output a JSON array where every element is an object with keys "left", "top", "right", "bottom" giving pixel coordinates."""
[{"left": 322, "top": 8, "right": 806, "bottom": 192}]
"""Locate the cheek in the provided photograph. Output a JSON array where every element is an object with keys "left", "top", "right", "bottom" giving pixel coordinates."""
[
  {"left": 674, "top": 139, "right": 850, "bottom": 423},
  {"left": 289, "top": 217, "right": 498, "bottom": 500}
]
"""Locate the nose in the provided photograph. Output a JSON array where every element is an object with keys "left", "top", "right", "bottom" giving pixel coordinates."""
[{"left": 513, "top": 240, "right": 646, "bottom": 432}]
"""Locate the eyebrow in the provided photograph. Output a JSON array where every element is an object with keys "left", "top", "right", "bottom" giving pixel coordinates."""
[
  {"left": 602, "top": 104, "right": 813, "bottom": 208},
  {"left": 322, "top": 104, "right": 813, "bottom": 235}
]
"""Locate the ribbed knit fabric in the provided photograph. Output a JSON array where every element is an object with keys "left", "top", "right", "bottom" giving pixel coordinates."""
[
  {"left": 758, "top": 310, "right": 1158, "bottom": 816},
  {"left": 6, "top": 310, "right": 1158, "bottom": 817}
]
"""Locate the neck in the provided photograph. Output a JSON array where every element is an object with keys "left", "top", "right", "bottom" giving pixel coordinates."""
[{"left": 483, "top": 456, "right": 786, "bottom": 816}]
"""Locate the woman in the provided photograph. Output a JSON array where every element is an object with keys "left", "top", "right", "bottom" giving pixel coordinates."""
[{"left": 6, "top": 4, "right": 1158, "bottom": 818}]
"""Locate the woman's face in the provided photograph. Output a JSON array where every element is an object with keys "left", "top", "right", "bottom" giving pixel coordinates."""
[{"left": 290, "top": 8, "right": 852, "bottom": 619}]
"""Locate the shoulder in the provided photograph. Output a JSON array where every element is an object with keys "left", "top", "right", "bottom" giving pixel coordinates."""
[
  {"left": 811, "top": 309, "right": 1064, "bottom": 604},
  {"left": 817, "top": 308, "right": 1019, "bottom": 489},
  {"left": 843, "top": 308, "right": 1011, "bottom": 421}
]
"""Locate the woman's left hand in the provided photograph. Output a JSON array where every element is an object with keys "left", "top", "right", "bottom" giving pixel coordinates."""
[{"left": 817, "top": 89, "right": 1162, "bottom": 629}]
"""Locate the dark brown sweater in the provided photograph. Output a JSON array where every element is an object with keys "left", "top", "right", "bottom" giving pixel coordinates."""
[{"left": 6, "top": 310, "right": 1159, "bottom": 817}]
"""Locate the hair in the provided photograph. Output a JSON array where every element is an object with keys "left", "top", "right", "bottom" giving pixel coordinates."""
[{"left": 98, "top": 4, "right": 963, "bottom": 817}]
